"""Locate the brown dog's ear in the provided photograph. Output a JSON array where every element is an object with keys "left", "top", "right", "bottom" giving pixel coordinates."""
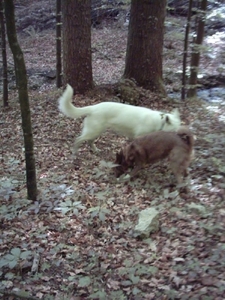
[
  {"left": 127, "top": 156, "right": 135, "bottom": 167},
  {"left": 177, "top": 132, "right": 193, "bottom": 146},
  {"left": 178, "top": 133, "right": 189, "bottom": 143},
  {"left": 128, "top": 143, "right": 135, "bottom": 154},
  {"left": 115, "top": 150, "right": 123, "bottom": 164},
  {"left": 125, "top": 144, "right": 136, "bottom": 166}
]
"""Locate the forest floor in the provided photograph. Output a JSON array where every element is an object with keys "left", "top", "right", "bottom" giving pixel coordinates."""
[{"left": 1, "top": 2, "right": 225, "bottom": 300}]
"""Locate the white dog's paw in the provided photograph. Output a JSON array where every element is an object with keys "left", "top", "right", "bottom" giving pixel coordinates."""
[
  {"left": 89, "top": 143, "right": 100, "bottom": 153},
  {"left": 92, "top": 147, "right": 100, "bottom": 153}
]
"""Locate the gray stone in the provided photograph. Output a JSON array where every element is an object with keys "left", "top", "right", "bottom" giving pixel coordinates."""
[{"left": 134, "top": 207, "right": 159, "bottom": 239}]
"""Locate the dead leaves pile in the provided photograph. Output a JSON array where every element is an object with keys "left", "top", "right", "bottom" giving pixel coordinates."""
[{"left": 0, "top": 87, "right": 225, "bottom": 300}]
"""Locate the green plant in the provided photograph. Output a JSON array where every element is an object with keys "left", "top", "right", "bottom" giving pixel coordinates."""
[
  {"left": 92, "top": 160, "right": 117, "bottom": 179},
  {"left": 88, "top": 206, "right": 111, "bottom": 222},
  {"left": 0, "top": 247, "right": 32, "bottom": 269},
  {"left": 0, "top": 199, "right": 31, "bottom": 220},
  {"left": 54, "top": 199, "right": 86, "bottom": 215}
]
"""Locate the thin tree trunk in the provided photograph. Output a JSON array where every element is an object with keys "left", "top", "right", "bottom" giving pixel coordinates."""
[
  {"left": 56, "top": 0, "right": 62, "bottom": 88},
  {"left": 0, "top": 0, "right": 8, "bottom": 107},
  {"left": 187, "top": 0, "right": 207, "bottom": 98},
  {"left": 181, "top": 0, "right": 193, "bottom": 100},
  {"left": 4, "top": 0, "right": 37, "bottom": 200}
]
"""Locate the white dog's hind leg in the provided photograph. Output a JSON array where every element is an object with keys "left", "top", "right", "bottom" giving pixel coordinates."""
[
  {"left": 73, "top": 135, "right": 92, "bottom": 154},
  {"left": 73, "top": 116, "right": 105, "bottom": 154},
  {"left": 73, "top": 136, "right": 98, "bottom": 154}
]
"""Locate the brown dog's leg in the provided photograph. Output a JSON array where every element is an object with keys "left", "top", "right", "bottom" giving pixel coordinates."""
[
  {"left": 171, "top": 159, "right": 191, "bottom": 184},
  {"left": 130, "top": 164, "right": 143, "bottom": 178}
]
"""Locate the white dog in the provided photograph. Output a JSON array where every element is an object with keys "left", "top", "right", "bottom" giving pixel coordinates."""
[{"left": 58, "top": 84, "right": 181, "bottom": 154}]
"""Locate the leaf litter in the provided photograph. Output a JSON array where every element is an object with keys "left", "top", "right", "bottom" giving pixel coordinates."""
[{"left": 0, "top": 8, "right": 225, "bottom": 300}]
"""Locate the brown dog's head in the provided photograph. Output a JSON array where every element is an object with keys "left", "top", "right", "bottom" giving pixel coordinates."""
[
  {"left": 114, "top": 149, "right": 130, "bottom": 177},
  {"left": 114, "top": 147, "right": 136, "bottom": 177}
]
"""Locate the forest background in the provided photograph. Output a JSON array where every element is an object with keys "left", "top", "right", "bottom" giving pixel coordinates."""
[{"left": 0, "top": 0, "right": 225, "bottom": 299}]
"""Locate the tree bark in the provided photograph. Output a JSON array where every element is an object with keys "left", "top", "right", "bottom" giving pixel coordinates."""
[
  {"left": 4, "top": 0, "right": 37, "bottom": 200},
  {"left": 62, "top": 0, "right": 93, "bottom": 93},
  {"left": 187, "top": 0, "right": 207, "bottom": 98},
  {"left": 181, "top": 0, "right": 193, "bottom": 100},
  {"left": 0, "top": 0, "right": 8, "bottom": 107},
  {"left": 56, "top": 0, "right": 62, "bottom": 88},
  {"left": 123, "top": 0, "right": 167, "bottom": 95}
]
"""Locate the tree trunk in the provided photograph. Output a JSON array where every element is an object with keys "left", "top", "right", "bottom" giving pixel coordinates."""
[
  {"left": 62, "top": 0, "right": 93, "bottom": 93},
  {"left": 181, "top": 0, "right": 193, "bottom": 100},
  {"left": 4, "top": 0, "right": 37, "bottom": 201},
  {"left": 0, "top": 0, "right": 8, "bottom": 107},
  {"left": 123, "top": 0, "right": 167, "bottom": 95},
  {"left": 187, "top": 0, "right": 207, "bottom": 98},
  {"left": 56, "top": 0, "right": 62, "bottom": 88}
]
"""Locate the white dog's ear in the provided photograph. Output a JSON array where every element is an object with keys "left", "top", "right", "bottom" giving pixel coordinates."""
[{"left": 171, "top": 108, "right": 180, "bottom": 117}]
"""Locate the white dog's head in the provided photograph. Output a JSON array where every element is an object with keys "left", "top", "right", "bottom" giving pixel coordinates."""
[{"left": 161, "top": 108, "right": 181, "bottom": 131}]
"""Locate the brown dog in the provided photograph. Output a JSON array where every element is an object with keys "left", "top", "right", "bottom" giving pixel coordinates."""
[{"left": 114, "top": 127, "right": 194, "bottom": 184}]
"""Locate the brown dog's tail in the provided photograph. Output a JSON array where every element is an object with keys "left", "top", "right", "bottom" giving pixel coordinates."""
[{"left": 177, "top": 127, "right": 194, "bottom": 148}]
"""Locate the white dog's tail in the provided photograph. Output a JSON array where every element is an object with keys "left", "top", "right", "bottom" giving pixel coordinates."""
[{"left": 58, "top": 84, "right": 91, "bottom": 119}]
